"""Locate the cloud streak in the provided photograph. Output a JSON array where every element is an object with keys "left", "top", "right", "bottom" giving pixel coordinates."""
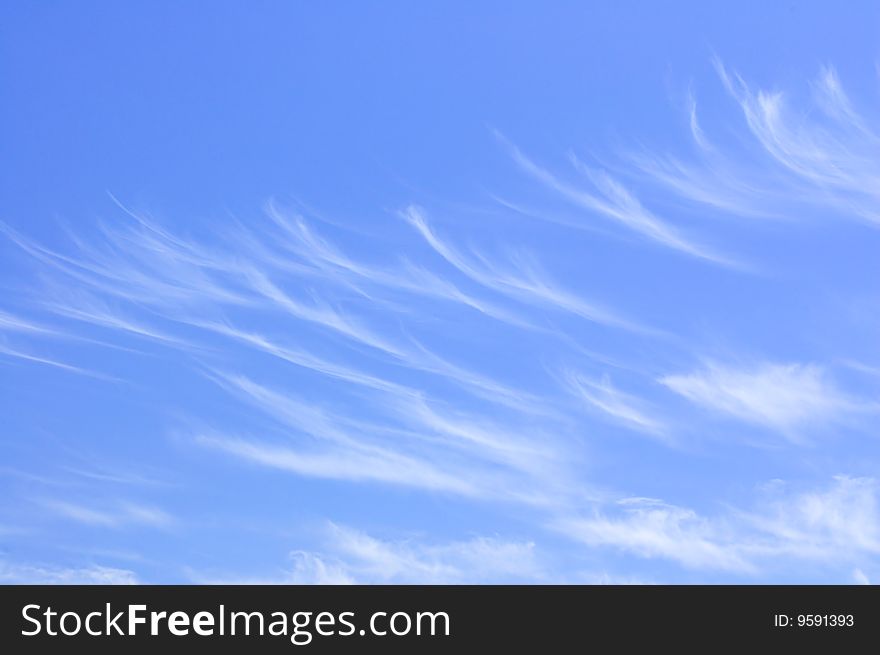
[
  {"left": 659, "top": 361, "right": 868, "bottom": 439},
  {"left": 629, "top": 62, "right": 880, "bottom": 227},
  {"left": 493, "top": 131, "right": 734, "bottom": 264},
  {"left": 0, "top": 560, "right": 139, "bottom": 584}
]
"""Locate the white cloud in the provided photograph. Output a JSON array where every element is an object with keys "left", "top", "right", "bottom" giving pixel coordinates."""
[
  {"left": 492, "top": 131, "right": 732, "bottom": 264},
  {"left": 0, "top": 342, "right": 110, "bottom": 378},
  {"left": 716, "top": 61, "right": 880, "bottom": 216},
  {"left": 2, "top": 61, "right": 878, "bottom": 587},
  {"left": 190, "top": 524, "right": 545, "bottom": 584},
  {"left": 631, "top": 63, "right": 880, "bottom": 227},
  {"left": 195, "top": 369, "right": 579, "bottom": 508},
  {"left": 285, "top": 551, "right": 358, "bottom": 584},
  {"left": 853, "top": 569, "right": 870, "bottom": 585},
  {"left": 263, "top": 201, "right": 529, "bottom": 327},
  {"left": 0, "top": 560, "right": 138, "bottom": 584},
  {"left": 0, "top": 310, "right": 58, "bottom": 336},
  {"left": 291, "top": 523, "right": 544, "bottom": 584},
  {"left": 659, "top": 361, "right": 863, "bottom": 438},
  {"left": 564, "top": 370, "right": 666, "bottom": 437},
  {"left": 402, "top": 205, "right": 640, "bottom": 330},
  {"left": 196, "top": 432, "right": 483, "bottom": 497},
  {"left": 44, "top": 295, "right": 189, "bottom": 347},
  {"left": 44, "top": 499, "right": 173, "bottom": 529},
  {"left": 558, "top": 476, "right": 880, "bottom": 578},
  {"left": 741, "top": 476, "right": 880, "bottom": 560},
  {"left": 557, "top": 498, "right": 752, "bottom": 573}
]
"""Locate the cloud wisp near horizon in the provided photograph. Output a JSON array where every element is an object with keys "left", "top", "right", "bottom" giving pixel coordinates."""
[{"left": 1, "top": 0, "right": 879, "bottom": 586}]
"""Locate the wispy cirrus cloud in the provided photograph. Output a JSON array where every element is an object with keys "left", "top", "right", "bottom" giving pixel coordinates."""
[
  {"left": 0, "top": 560, "right": 139, "bottom": 584},
  {"left": 0, "top": 341, "right": 114, "bottom": 380},
  {"left": 715, "top": 61, "right": 880, "bottom": 217},
  {"left": 562, "top": 370, "right": 667, "bottom": 438},
  {"left": 0, "top": 305, "right": 134, "bottom": 377},
  {"left": 200, "top": 522, "right": 546, "bottom": 585},
  {"left": 556, "top": 475, "right": 880, "bottom": 577},
  {"left": 197, "top": 476, "right": 876, "bottom": 583},
  {"left": 303, "top": 522, "right": 545, "bottom": 584},
  {"left": 402, "top": 204, "right": 645, "bottom": 331},
  {"left": 196, "top": 370, "right": 576, "bottom": 504},
  {"left": 2, "top": 58, "right": 878, "bottom": 585},
  {"left": 740, "top": 476, "right": 880, "bottom": 560},
  {"left": 3, "top": 201, "right": 592, "bottom": 517},
  {"left": 264, "top": 201, "right": 530, "bottom": 327},
  {"left": 42, "top": 294, "right": 191, "bottom": 348},
  {"left": 0, "top": 309, "right": 59, "bottom": 336},
  {"left": 493, "top": 130, "right": 734, "bottom": 265},
  {"left": 659, "top": 361, "right": 869, "bottom": 439},
  {"left": 556, "top": 498, "right": 753, "bottom": 573},
  {"left": 628, "top": 62, "right": 880, "bottom": 226},
  {"left": 195, "top": 432, "right": 484, "bottom": 497},
  {"left": 4, "top": 208, "right": 546, "bottom": 415},
  {"left": 42, "top": 499, "right": 173, "bottom": 529}
]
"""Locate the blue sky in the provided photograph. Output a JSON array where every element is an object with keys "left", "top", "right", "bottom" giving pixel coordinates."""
[{"left": 1, "top": 1, "right": 879, "bottom": 584}]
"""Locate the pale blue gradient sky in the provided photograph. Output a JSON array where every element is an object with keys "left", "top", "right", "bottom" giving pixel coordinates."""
[{"left": 1, "top": 1, "right": 879, "bottom": 584}]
